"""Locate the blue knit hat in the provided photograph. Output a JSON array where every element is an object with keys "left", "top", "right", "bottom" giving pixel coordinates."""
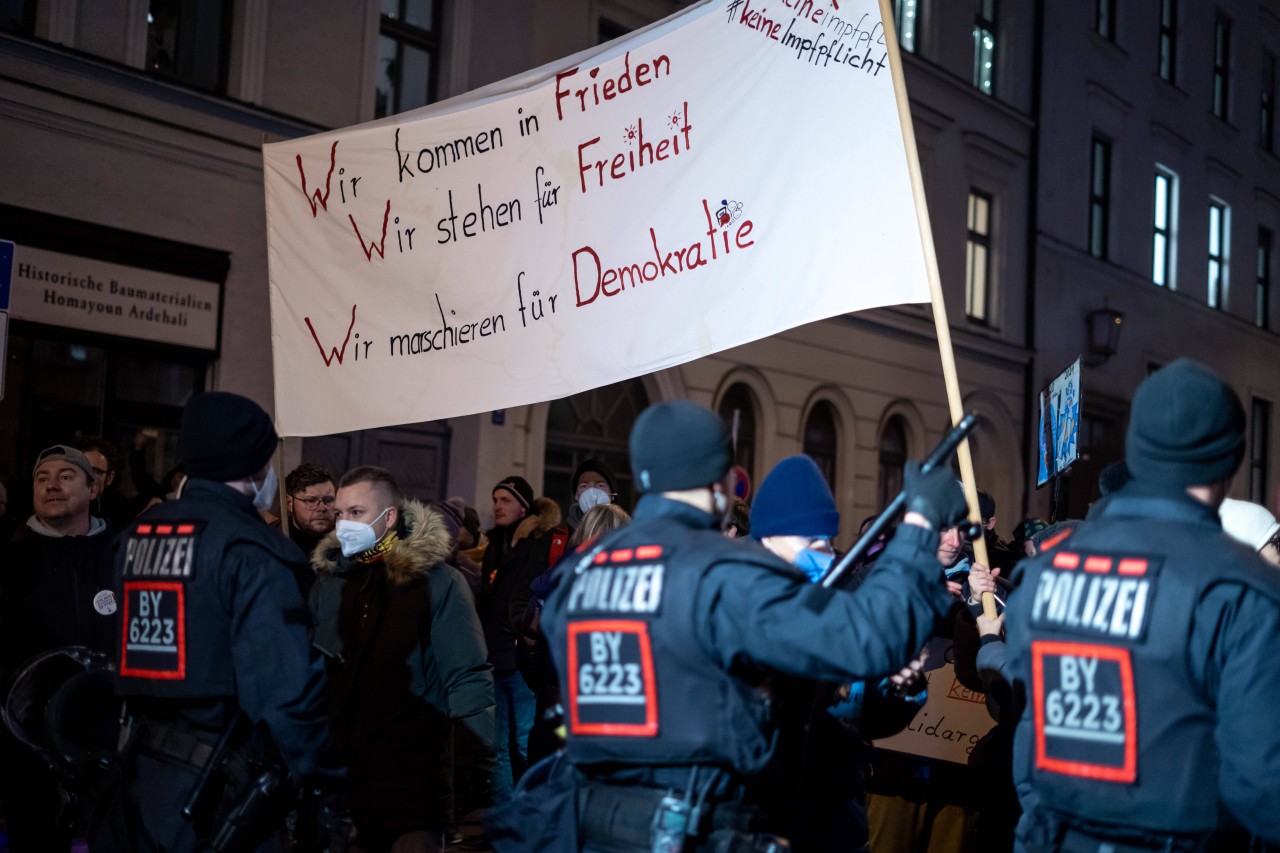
[{"left": 750, "top": 455, "right": 840, "bottom": 540}]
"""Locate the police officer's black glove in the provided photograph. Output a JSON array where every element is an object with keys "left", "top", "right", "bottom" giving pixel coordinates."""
[
  {"left": 903, "top": 461, "right": 968, "bottom": 530},
  {"left": 314, "top": 791, "right": 354, "bottom": 853}
]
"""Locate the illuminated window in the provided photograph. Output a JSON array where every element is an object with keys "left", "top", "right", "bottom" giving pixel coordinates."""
[
  {"left": 893, "top": 0, "right": 920, "bottom": 53},
  {"left": 972, "top": 0, "right": 997, "bottom": 96},
  {"left": 1208, "top": 199, "right": 1229, "bottom": 309},
  {"left": 1152, "top": 167, "right": 1178, "bottom": 288},
  {"left": 966, "top": 190, "right": 994, "bottom": 323}
]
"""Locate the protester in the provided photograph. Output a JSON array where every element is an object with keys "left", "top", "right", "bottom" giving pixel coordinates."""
[
  {"left": 1010, "top": 517, "right": 1047, "bottom": 557},
  {"left": 723, "top": 498, "right": 751, "bottom": 538},
  {"left": 564, "top": 458, "right": 618, "bottom": 532},
  {"left": 977, "top": 490, "right": 1019, "bottom": 571},
  {"left": 78, "top": 435, "right": 136, "bottom": 530},
  {"left": 520, "top": 502, "right": 634, "bottom": 767},
  {"left": 283, "top": 462, "right": 338, "bottom": 584},
  {"left": 489, "top": 401, "right": 964, "bottom": 851},
  {"left": 0, "top": 445, "right": 115, "bottom": 852},
  {"left": 102, "top": 392, "right": 349, "bottom": 852},
  {"left": 478, "top": 476, "right": 567, "bottom": 804},
  {"left": 1219, "top": 497, "right": 1280, "bottom": 567},
  {"left": 309, "top": 466, "right": 493, "bottom": 852},
  {"left": 750, "top": 455, "right": 928, "bottom": 851},
  {"left": 1006, "top": 359, "right": 1280, "bottom": 848}
]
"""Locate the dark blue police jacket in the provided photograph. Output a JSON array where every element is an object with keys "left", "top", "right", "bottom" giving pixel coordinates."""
[
  {"left": 1005, "top": 482, "right": 1280, "bottom": 846},
  {"left": 542, "top": 494, "right": 953, "bottom": 785},
  {"left": 113, "top": 478, "right": 338, "bottom": 786}
]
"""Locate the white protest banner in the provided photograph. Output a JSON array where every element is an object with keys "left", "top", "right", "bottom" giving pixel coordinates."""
[
  {"left": 264, "top": 0, "right": 929, "bottom": 437},
  {"left": 873, "top": 637, "right": 997, "bottom": 765}
]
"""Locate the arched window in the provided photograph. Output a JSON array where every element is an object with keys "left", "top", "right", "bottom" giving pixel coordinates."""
[
  {"left": 877, "top": 416, "right": 909, "bottom": 511},
  {"left": 544, "top": 378, "right": 649, "bottom": 512},
  {"left": 717, "top": 383, "right": 758, "bottom": 481},
  {"left": 803, "top": 401, "right": 839, "bottom": 489}
]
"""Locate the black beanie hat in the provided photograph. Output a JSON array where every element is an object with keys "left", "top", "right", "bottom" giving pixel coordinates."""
[
  {"left": 572, "top": 458, "right": 617, "bottom": 494},
  {"left": 630, "top": 401, "right": 731, "bottom": 493},
  {"left": 750, "top": 455, "right": 840, "bottom": 540},
  {"left": 179, "top": 392, "right": 278, "bottom": 482},
  {"left": 493, "top": 475, "right": 535, "bottom": 512},
  {"left": 1125, "top": 358, "right": 1245, "bottom": 488}
]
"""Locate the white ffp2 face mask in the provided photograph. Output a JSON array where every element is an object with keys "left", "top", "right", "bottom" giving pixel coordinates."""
[
  {"left": 335, "top": 507, "right": 392, "bottom": 557},
  {"left": 251, "top": 467, "right": 278, "bottom": 513},
  {"left": 578, "top": 487, "right": 612, "bottom": 513}
]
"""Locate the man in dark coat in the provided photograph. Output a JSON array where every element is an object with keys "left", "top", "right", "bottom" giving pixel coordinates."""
[
  {"left": 1, "top": 444, "right": 116, "bottom": 851},
  {"left": 312, "top": 465, "right": 494, "bottom": 852},
  {"left": 478, "top": 476, "right": 565, "bottom": 804}
]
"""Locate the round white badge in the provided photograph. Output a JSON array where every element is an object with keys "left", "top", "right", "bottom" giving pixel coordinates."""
[{"left": 93, "top": 589, "right": 117, "bottom": 616}]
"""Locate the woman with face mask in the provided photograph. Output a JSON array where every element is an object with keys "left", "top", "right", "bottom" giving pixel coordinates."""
[
  {"left": 750, "top": 455, "right": 929, "bottom": 853},
  {"left": 564, "top": 458, "right": 619, "bottom": 532}
]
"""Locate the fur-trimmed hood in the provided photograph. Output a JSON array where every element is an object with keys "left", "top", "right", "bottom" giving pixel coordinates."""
[
  {"left": 312, "top": 499, "right": 454, "bottom": 586},
  {"left": 507, "top": 496, "right": 561, "bottom": 544}
]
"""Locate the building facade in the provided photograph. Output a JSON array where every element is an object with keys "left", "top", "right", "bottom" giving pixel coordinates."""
[{"left": 1, "top": 0, "right": 1270, "bottom": 538}]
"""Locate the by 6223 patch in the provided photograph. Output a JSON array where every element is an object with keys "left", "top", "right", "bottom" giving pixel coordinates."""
[{"left": 119, "top": 581, "right": 186, "bottom": 680}]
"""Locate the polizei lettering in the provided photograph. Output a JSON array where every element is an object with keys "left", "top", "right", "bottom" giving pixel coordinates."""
[
  {"left": 566, "top": 563, "right": 664, "bottom": 614},
  {"left": 124, "top": 523, "right": 201, "bottom": 578},
  {"left": 1030, "top": 552, "right": 1158, "bottom": 641}
]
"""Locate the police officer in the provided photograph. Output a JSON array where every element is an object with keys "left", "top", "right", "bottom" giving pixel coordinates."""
[
  {"left": 102, "top": 392, "right": 347, "bottom": 852},
  {"left": 1005, "top": 359, "right": 1280, "bottom": 850},
  {"left": 498, "top": 400, "right": 965, "bottom": 852}
]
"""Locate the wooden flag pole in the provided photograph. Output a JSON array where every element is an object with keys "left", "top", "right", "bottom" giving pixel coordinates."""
[{"left": 877, "top": 0, "right": 996, "bottom": 619}]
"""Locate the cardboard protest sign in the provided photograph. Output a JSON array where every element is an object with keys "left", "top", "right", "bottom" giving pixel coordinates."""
[
  {"left": 264, "top": 0, "right": 930, "bottom": 436},
  {"left": 1037, "top": 358, "right": 1082, "bottom": 487},
  {"left": 873, "top": 636, "right": 997, "bottom": 765}
]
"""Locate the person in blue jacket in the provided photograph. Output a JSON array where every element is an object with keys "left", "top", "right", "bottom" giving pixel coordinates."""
[
  {"left": 1005, "top": 359, "right": 1280, "bottom": 851},
  {"left": 491, "top": 400, "right": 965, "bottom": 852}
]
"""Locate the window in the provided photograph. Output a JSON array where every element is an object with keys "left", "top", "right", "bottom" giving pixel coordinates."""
[
  {"left": 1251, "top": 398, "right": 1271, "bottom": 505},
  {"left": 1262, "top": 53, "right": 1276, "bottom": 152},
  {"left": 972, "top": 0, "right": 997, "bottom": 96},
  {"left": 803, "top": 402, "right": 839, "bottom": 489},
  {"left": 375, "top": 0, "right": 441, "bottom": 119},
  {"left": 1152, "top": 167, "right": 1177, "bottom": 288},
  {"left": 965, "top": 190, "right": 994, "bottom": 323},
  {"left": 877, "top": 416, "right": 909, "bottom": 512},
  {"left": 1258, "top": 228, "right": 1273, "bottom": 329},
  {"left": 717, "top": 383, "right": 759, "bottom": 481},
  {"left": 1212, "top": 14, "right": 1231, "bottom": 120},
  {"left": 146, "top": 0, "right": 232, "bottom": 93},
  {"left": 1089, "top": 137, "right": 1111, "bottom": 259},
  {"left": 1096, "top": 0, "right": 1116, "bottom": 41},
  {"left": 1208, "top": 199, "right": 1229, "bottom": 309},
  {"left": 893, "top": 0, "right": 920, "bottom": 53},
  {"left": 1157, "top": 0, "right": 1177, "bottom": 82}
]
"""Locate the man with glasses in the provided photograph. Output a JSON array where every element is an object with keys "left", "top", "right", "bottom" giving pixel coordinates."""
[{"left": 284, "top": 462, "right": 338, "bottom": 570}]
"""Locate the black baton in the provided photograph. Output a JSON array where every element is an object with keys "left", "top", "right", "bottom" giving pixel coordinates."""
[
  {"left": 182, "top": 712, "right": 248, "bottom": 820},
  {"left": 820, "top": 413, "right": 979, "bottom": 589}
]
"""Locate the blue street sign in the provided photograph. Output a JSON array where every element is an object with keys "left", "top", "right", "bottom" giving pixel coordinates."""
[{"left": 0, "top": 240, "right": 12, "bottom": 312}]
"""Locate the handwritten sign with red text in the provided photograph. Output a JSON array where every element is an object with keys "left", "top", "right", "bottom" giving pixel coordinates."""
[{"left": 263, "top": 0, "right": 928, "bottom": 436}]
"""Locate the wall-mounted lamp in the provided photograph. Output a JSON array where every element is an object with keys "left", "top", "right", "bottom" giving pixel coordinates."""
[{"left": 1086, "top": 307, "right": 1124, "bottom": 365}]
